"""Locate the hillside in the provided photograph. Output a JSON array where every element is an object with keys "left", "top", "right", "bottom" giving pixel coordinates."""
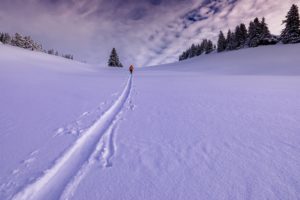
[{"left": 0, "top": 43, "right": 300, "bottom": 200}]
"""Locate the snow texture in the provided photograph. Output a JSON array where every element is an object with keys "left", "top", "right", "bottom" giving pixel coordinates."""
[{"left": 1, "top": 43, "right": 300, "bottom": 200}]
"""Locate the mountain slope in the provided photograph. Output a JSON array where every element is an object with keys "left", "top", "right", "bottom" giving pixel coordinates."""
[
  {"left": 0, "top": 44, "right": 128, "bottom": 199},
  {"left": 1, "top": 43, "right": 300, "bottom": 200}
]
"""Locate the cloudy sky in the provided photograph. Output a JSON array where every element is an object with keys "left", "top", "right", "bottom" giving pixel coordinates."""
[{"left": 0, "top": 0, "right": 299, "bottom": 67}]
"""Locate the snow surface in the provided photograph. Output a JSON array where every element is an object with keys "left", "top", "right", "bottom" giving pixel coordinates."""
[{"left": 1, "top": 43, "right": 300, "bottom": 200}]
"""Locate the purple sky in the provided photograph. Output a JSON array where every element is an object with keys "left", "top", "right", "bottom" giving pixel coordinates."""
[{"left": 0, "top": 0, "right": 298, "bottom": 67}]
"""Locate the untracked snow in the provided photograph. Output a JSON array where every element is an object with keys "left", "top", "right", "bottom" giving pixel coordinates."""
[{"left": 1, "top": 43, "right": 300, "bottom": 200}]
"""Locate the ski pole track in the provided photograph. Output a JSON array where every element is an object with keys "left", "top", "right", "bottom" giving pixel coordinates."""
[{"left": 12, "top": 76, "right": 133, "bottom": 200}]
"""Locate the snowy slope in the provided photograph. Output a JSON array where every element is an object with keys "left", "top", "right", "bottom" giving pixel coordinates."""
[
  {"left": 1, "top": 43, "right": 300, "bottom": 200},
  {"left": 145, "top": 43, "right": 300, "bottom": 75},
  {"left": 0, "top": 44, "right": 128, "bottom": 199}
]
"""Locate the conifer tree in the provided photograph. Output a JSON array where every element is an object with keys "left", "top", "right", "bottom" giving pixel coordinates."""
[
  {"left": 0, "top": 33, "right": 4, "bottom": 43},
  {"left": 248, "top": 18, "right": 261, "bottom": 47},
  {"left": 234, "top": 25, "right": 242, "bottom": 48},
  {"left": 179, "top": 52, "right": 185, "bottom": 61},
  {"left": 180, "top": 50, "right": 189, "bottom": 60},
  {"left": 239, "top": 23, "right": 248, "bottom": 47},
  {"left": 24, "top": 36, "right": 35, "bottom": 49},
  {"left": 108, "top": 48, "right": 123, "bottom": 67},
  {"left": 196, "top": 44, "right": 202, "bottom": 56},
  {"left": 189, "top": 44, "right": 197, "bottom": 58},
  {"left": 205, "top": 40, "right": 214, "bottom": 54},
  {"left": 260, "top": 18, "right": 271, "bottom": 39},
  {"left": 259, "top": 17, "right": 278, "bottom": 45},
  {"left": 11, "top": 33, "right": 26, "bottom": 48},
  {"left": 217, "top": 31, "right": 227, "bottom": 52},
  {"left": 281, "top": 4, "right": 300, "bottom": 44},
  {"left": 226, "top": 30, "right": 236, "bottom": 50}
]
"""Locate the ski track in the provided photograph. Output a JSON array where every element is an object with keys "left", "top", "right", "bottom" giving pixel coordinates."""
[
  {"left": 60, "top": 85, "right": 135, "bottom": 200},
  {"left": 12, "top": 75, "right": 133, "bottom": 200},
  {"left": 60, "top": 114, "right": 120, "bottom": 200}
]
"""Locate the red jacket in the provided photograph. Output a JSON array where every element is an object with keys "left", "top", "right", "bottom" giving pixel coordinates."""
[{"left": 129, "top": 65, "right": 134, "bottom": 72}]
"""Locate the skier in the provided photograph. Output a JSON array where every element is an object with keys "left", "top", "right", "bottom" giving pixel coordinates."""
[{"left": 129, "top": 65, "right": 134, "bottom": 74}]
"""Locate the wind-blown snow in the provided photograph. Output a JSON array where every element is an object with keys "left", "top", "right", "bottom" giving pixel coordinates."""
[{"left": 1, "top": 43, "right": 300, "bottom": 200}]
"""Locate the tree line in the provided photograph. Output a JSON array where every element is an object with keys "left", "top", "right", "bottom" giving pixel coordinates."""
[
  {"left": 179, "top": 4, "right": 300, "bottom": 61},
  {"left": 0, "top": 32, "right": 74, "bottom": 60}
]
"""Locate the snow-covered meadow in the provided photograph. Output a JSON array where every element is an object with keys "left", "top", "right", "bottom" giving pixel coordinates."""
[{"left": 1, "top": 43, "right": 300, "bottom": 200}]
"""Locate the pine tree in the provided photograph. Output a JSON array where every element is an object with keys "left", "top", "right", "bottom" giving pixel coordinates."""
[
  {"left": 198, "top": 42, "right": 205, "bottom": 55},
  {"left": 183, "top": 51, "right": 188, "bottom": 60},
  {"left": 260, "top": 18, "right": 271, "bottom": 38},
  {"left": 33, "top": 42, "right": 43, "bottom": 51},
  {"left": 281, "top": 4, "right": 300, "bottom": 44},
  {"left": 239, "top": 23, "right": 248, "bottom": 47},
  {"left": 0, "top": 33, "right": 4, "bottom": 43},
  {"left": 205, "top": 40, "right": 214, "bottom": 54},
  {"left": 248, "top": 18, "right": 261, "bottom": 47},
  {"left": 234, "top": 25, "right": 242, "bottom": 48},
  {"left": 189, "top": 44, "right": 197, "bottom": 58},
  {"left": 259, "top": 17, "right": 278, "bottom": 45},
  {"left": 2, "top": 33, "right": 11, "bottom": 44},
  {"left": 187, "top": 46, "right": 193, "bottom": 58},
  {"left": 108, "top": 48, "right": 123, "bottom": 67},
  {"left": 179, "top": 53, "right": 184, "bottom": 61},
  {"left": 179, "top": 50, "right": 187, "bottom": 61},
  {"left": 196, "top": 44, "right": 202, "bottom": 56},
  {"left": 200, "top": 39, "right": 208, "bottom": 53},
  {"left": 24, "top": 36, "right": 35, "bottom": 49},
  {"left": 226, "top": 30, "right": 237, "bottom": 50},
  {"left": 11, "top": 33, "right": 26, "bottom": 48},
  {"left": 217, "top": 31, "right": 227, "bottom": 52},
  {"left": 234, "top": 24, "right": 248, "bottom": 48}
]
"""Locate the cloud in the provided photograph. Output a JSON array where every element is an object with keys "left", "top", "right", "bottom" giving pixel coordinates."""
[
  {"left": 0, "top": 0, "right": 299, "bottom": 67},
  {"left": 143, "top": 0, "right": 299, "bottom": 66}
]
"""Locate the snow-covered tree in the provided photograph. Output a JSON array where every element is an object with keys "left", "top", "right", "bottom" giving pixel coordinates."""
[
  {"left": 0, "top": 33, "right": 3, "bottom": 43},
  {"left": 179, "top": 51, "right": 186, "bottom": 61},
  {"left": 1, "top": 33, "right": 11, "bottom": 44},
  {"left": 189, "top": 44, "right": 198, "bottom": 58},
  {"left": 259, "top": 17, "right": 278, "bottom": 45},
  {"left": 234, "top": 25, "right": 242, "bottom": 48},
  {"left": 217, "top": 31, "right": 227, "bottom": 52},
  {"left": 108, "top": 48, "right": 123, "bottom": 67},
  {"left": 248, "top": 17, "right": 278, "bottom": 46},
  {"left": 200, "top": 39, "right": 208, "bottom": 53},
  {"left": 248, "top": 18, "right": 261, "bottom": 47},
  {"left": 11, "top": 33, "right": 26, "bottom": 48},
  {"left": 239, "top": 23, "right": 248, "bottom": 47},
  {"left": 205, "top": 40, "right": 214, "bottom": 54},
  {"left": 23, "top": 36, "right": 35, "bottom": 49},
  {"left": 260, "top": 18, "right": 271, "bottom": 38},
  {"left": 195, "top": 44, "right": 203, "bottom": 56},
  {"left": 234, "top": 24, "right": 248, "bottom": 48},
  {"left": 281, "top": 4, "right": 300, "bottom": 44},
  {"left": 226, "top": 30, "right": 237, "bottom": 50}
]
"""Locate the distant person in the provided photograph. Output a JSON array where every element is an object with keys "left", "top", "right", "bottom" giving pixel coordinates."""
[{"left": 129, "top": 65, "right": 134, "bottom": 74}]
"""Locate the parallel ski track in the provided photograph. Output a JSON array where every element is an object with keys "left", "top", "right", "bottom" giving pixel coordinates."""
[{"left": 12, "top": 76, "right": 132, "bottom": 200}]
